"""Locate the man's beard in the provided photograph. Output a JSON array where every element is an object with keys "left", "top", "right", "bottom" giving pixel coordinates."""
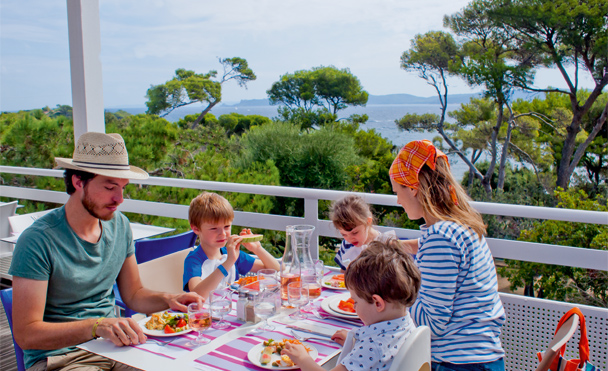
[{"left": 82, "top": 188, "right": 117, "bottom": 221}]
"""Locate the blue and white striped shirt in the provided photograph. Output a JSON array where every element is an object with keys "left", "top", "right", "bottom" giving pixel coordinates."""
[{"left": 410, "top": 221, "right": 505, "bottom": 364}]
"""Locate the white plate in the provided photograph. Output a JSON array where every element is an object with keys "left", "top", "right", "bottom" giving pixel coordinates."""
[
  {"left": 247, "top": 342, "right": 318, "bottom": 370},
  {"left": 321, "top": 293, "right": 358, "bottom": 318},
  {"left": 321, "top": 275, "right": 347, "bottom": 290},
  {"left": 137, "top": 315, "right": 193, "bottom": 337}
]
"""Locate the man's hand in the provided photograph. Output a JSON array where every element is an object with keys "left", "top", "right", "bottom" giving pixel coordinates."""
[
  {"left": 331, "top": 329, "right": 348, "bottom": 346},
  {"left": 167, "top": 292, "right": 205, "bottom": 313},
  {"left": 95, "top": 317, "right": 147, "bottom": 346}
]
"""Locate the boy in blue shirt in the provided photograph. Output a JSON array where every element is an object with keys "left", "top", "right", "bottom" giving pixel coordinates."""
[
  {"left": 183, "top": 192, "right": 280, "bottom": 299},
  {"left": 282, "top": 238, "right": 421, "bottom": 371}
]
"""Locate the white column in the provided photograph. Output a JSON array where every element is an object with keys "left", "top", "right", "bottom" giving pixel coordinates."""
[{"left": 66, "top": 0, "right": 105, "bottom": 140}]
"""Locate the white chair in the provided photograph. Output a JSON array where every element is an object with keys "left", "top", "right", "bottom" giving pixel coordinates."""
[
  {"left": 0, "top": 201, "right": 19, "bottom": 255},
  {"left": 389, "top": 325, "right": 431, "bottom": 371},
  {"left": 0, "top": 201, "right": 19, "bottom": 280},
  {"left": 7, "top": 208, "right": 54, "bottom": 235},
  {"left": 114, "top": 248, "right": 192, "bottom": 317},
  {"left": 138, "top": 248, "right": 192, "bottom": 295},
  {"left": 535, "top": 314, "right": 580, "bottom": 371}
]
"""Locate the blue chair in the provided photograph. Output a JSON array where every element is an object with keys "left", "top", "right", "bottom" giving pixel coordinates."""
[
  {"left": 134, "top": 230, "right": 198, "bottom": 264},
  {"left": 1, "top": 288, "right": 26, "bottom": 371},
  {"left": 115, "top": 231, "right": 198, "bottom": 317}
]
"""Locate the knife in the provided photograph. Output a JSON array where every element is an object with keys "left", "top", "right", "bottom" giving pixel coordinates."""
[
  {"left": 319, "top": 316, "right": 363, "bottom": 327},
  {"left": 287, "top": 325, "right": 332, "bottom": 338}
]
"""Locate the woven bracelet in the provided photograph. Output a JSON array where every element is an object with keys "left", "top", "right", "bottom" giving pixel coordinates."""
[{"left": 92, "top": 317, "right": 105, "bottom": 339}]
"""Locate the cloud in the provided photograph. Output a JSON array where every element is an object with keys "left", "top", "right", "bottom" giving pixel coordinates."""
[{"left": 7, "top": 0, "right": 591, "bottom": 111}]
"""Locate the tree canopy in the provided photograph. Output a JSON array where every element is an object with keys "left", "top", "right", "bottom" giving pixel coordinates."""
[
  {"left": 455, "top": 0, "right": 608, "bottom": 189},
  {"left": 267, "top": 66, "right": 369, "bottom": 125},
  {"left": 145, "top": 57, "right": 256, "bottom": 129}
]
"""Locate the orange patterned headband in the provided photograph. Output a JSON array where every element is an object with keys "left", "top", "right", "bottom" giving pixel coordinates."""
[{"left": 389, "top": 140, "right": 458, "bottom": 205}]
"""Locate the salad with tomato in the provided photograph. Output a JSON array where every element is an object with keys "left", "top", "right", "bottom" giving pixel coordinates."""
[{"left": 144, "top": 312, "right": 189, "bottom": 334}]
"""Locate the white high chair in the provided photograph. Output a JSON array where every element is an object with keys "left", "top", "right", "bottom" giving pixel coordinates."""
[{"left": 389, "top": 325, "right": 431, "bottom": 371}]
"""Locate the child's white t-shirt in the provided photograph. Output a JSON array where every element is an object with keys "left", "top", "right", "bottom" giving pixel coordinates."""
[
  {"left": 339, "top": 314, "right": 415, "bottom": 371},
  {"left": 334, "top": 230, "right": 397, "bottom": 270}
]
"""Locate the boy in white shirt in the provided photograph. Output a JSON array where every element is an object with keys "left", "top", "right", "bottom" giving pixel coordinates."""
[{"left": 282, "top": 238, "right": 421, "bottom": 371}]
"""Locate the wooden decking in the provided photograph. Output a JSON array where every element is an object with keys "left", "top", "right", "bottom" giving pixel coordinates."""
[{"left": 1, "top": 281, "right": 18, "bottom": 371}]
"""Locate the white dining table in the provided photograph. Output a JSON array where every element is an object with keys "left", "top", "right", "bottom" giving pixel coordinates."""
[
  {"left": 0, "top": 221, "right": 174, "bottom": 244},
  {"left": 77, "top": 287, "right": 356, "bottom": 371}
]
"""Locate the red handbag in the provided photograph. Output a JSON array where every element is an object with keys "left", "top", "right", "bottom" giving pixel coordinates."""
[{"left": 537, "top": 307, "right": 590, "bottom": 371}]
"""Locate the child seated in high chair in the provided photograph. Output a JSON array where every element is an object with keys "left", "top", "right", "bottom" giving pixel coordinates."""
[
  {"left": 282, "top": 238, "right": 421, "bottom": 371},
  {"left": 183, "top": 192, "right": 280, "bottom": 299}
]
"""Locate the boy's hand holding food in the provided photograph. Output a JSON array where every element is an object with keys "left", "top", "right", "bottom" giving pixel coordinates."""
[
  {"left": 239, "top": 228, "right": 264, "bottom": 254},
  {"left": 281, "top": 342, "right": 314, "bottom": 366},
  {"left": 224, "top": 234, "right": 241, "bottom": 265}
]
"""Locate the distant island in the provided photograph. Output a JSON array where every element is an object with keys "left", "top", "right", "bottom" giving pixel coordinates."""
[{"left": 221, "top": 91, "right": 540, "bottom": 108}]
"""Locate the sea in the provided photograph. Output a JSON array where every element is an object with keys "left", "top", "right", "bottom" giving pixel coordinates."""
[{"left": 112, "top": 103, "right": 470, "bottom": 181}]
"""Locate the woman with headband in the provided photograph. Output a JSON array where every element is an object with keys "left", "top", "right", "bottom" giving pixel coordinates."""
[{"left": 389, "top": 140, "right": 506, "bottom": 371}]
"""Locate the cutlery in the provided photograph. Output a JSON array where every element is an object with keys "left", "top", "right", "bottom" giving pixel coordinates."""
[
  {"left": 147, "top": 338, "right": 177, "bottom": 347},
  {"left": 290, "top": 329, "right": 333, "bottom": 342},
  {"left": 313, "top": 311, "right": 363, "bottom": 326},
  {"left": 286, "top": 325, "right": 331, "bottom": 338}
]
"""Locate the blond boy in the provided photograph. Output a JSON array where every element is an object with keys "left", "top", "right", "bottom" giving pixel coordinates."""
[{"left": 183, "top": 192, "right": 280, "bottom": 299}]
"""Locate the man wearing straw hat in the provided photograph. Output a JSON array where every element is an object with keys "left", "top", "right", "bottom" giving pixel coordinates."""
[{"left": 9, "top": 132, "right": 204, "bottom": 371}]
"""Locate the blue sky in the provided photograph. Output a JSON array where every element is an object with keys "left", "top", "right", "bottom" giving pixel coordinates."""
[{"left": 0, "top": 0, "right": 597, "bottom": 111}]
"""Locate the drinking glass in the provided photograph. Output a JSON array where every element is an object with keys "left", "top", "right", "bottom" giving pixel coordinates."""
[
  {"left": 258, "top": 268, "right": 280, "bottom": 309},
  {"left": 252, "top": 289, "right": 277, "bottom": 333},
  {"left": 187, "top": 302, "right": 211, "bottom": 345},
  {"left": 210, "top": 289, "right": 232, "bottom": 329},
  {"left": 302, "top": 260, "right": 323, "bottom": 310},
  {"left": 287, "top": 281, "right": 309, "bottom": 320}
]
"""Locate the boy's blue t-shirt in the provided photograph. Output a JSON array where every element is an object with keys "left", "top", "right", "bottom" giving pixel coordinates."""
[{"left": 182, "top": 245, "right": 255, "bottom": 291}]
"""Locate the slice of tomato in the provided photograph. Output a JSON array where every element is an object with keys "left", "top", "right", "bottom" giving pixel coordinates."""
[
  {"left": 176, "top": 318, "right": 187, "bottom": 328},
  {"left": 164, "top": 324, "right": 176, "bottom": 334},
  {"left": 338, "top": 299, "right": 356, "bottom": 313}
]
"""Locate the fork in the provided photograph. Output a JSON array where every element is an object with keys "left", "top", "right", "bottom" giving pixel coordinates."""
[
  {"left": 290, "top": 329, "right": 333, "bottom": 342},
  {"left": 147, "top": 338, "right": 176, "bottom": 347}
]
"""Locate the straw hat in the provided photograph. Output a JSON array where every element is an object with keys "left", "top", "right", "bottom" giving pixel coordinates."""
[{"left": 55, "top": 132, "right": 149, "bottom": 180}]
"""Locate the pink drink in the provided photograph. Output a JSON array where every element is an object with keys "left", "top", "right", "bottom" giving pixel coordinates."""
[
  {"left": 281, "top": 274, "right": 301, "bottom": 301},
  {"left": 189, "top": 313, "right": 211, "bottom": 331}
]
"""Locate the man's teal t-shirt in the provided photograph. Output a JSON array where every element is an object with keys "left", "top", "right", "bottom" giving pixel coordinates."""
[{"left": 8, "top": 206, "right": 135, "bottom": 369}]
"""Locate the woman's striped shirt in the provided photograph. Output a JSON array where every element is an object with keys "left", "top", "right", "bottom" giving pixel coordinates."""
[{"left": 410, "top": 221, "right": 506, "bottom": 364}]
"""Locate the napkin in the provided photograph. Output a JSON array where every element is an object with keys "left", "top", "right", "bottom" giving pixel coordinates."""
[{"left": 337, "top": 330, "right": 355, "bottom": 363}]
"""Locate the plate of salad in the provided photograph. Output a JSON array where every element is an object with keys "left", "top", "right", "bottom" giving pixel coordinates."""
[
  {"left": 138, "top": 311, "right": 192, "bottom": 337},
  {"left": 322, "top": 274, "right": 347, "bottom": 290},
  {"left": 247, "top": 339, "right": 318, "bottom": 370}
]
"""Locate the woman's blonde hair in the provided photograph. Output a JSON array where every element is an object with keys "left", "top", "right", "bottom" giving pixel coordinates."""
[
  {"left": 416, "top": 158, "right": 486, "bottom": 237},
  {"left": 329, "top": 194, "right": 374, "bottom": 231}
]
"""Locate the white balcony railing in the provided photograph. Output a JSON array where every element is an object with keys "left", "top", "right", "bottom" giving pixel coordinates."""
[
  {"left": 1, "top": 165, "right": 607, "bottom": 271},
  {"left": 1, "top": 165, "right": 608, "bottom": 371}
]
